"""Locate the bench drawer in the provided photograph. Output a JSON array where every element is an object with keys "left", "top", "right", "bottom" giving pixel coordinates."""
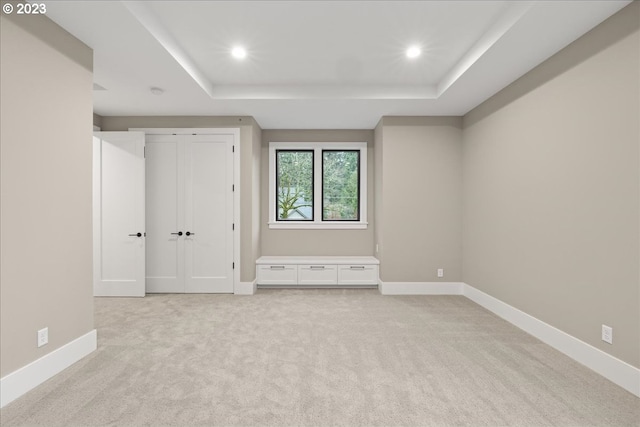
[
  {"left": 298, "top": 265, "right": 338, "bottom": 285},
  {"left": 338, "top": 265, "right": 378, "bottom": 285},
  {"left": 257, "top": 264, "right": 297, "bottom": 285}
]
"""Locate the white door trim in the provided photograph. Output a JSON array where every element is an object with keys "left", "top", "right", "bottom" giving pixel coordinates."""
[{"left": 130, "top": 128, "right": 241, "bottom": 294}]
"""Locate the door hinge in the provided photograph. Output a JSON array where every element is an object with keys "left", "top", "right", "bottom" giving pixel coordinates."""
[
  {"left": 143, "top": 146, "right": 146, "bottom": 158},
  {"left": 232, "top": 145, "right": 235, "bottom": 153},
  {"left": 232, "top": 184, "right": 235, "bottom": 192},
  {"left": 232, "top": 262, "right": 235, "bottom": 270},
  {"left": 232, "top": 223, "right": 235, "bottom": 230}
]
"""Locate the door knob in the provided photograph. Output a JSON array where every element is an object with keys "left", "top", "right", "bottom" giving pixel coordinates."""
[
  {"left": 185, "top": 231, "right": 195, "bottom": 236},
  {"left": 128, "top": 232, "right": 142, "bottom": 237},
  {"left": 170, "top": 231, "right": 183, "bottom": 236}
]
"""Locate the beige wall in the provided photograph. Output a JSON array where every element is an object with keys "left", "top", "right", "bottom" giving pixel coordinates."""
[
  {"left": 100, "top": 116, "right": 262, "bottom": 282},
  {"left": 462, "top": 2, "right": 639, "bottom": 367},
  {"left": 0, "top": 11, "right": 94, "bottom": 376},
  {"left": 251, "top": 122, "right": 263, "bottom": 274},
  {"left": 93, "top": 113, "right": 103, "bottom": 129},
  {"left": 376, "top": 117, "right": 463, "bottom": 282},
  {"left": 261, "top": 130, "right": 375, "bottom": 256},
  {"left": 373, "top": 120, "right": 385, "bottom": 269}
]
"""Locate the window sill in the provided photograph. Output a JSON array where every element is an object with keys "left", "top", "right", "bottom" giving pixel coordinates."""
[{"left": 268, "top": 221, "right": 368, "bottom": 230}]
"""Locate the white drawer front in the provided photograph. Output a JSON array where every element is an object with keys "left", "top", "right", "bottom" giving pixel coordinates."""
[
  {"left": 338, "top": 265, "right": 378, "bottom": 285},
  {"left": 298, "top": 265, "right": 338, "bottom": 285},
  {"left": 257, "top": 265, "right": 297, "bottom": 285}
]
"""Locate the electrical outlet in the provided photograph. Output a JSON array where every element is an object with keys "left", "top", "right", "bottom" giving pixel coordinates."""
[
  {"left": 37, "top": 327, "right": 48, "bottom": 348},
  {"left": 437, "top": 268, "right": 444, "bottom": 278},
  {"left": 601, "top": 325, "right": 613, "bottom": 345}
]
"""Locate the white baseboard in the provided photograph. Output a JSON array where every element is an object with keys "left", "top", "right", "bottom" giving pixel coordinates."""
[
  {"left": 378, "top": 280, "right": 464, "bottom": 295},
  {"left": 0, "top": 329, "right": 97, "bottom": 408},
  {"left": 376, "top": 279, "right": 639, "bottom": 397},
  {"left": 463, "top": 283, "right": 640, "bottom": 398},
  {"left": 235, "top": 280, "right": 257, "bottom": 295},
  {"left": 3, "top": 283, "right": 637, "bottom": 409}
]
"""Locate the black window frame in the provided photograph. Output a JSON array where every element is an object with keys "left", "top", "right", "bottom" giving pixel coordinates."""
[
  {"left": 275, "top": 149, "right": 315, "bottom": 222},
  {"left": 321, "top": 149, "right": 361, "bottom": 222}
]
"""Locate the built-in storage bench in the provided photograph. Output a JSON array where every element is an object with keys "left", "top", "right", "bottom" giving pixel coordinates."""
[{"left": 256, "top": 256, "right": 379, "bottom": 287}]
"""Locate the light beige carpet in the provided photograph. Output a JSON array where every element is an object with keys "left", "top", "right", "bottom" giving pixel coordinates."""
[{"left": 1, "top": 289, "right": 638, "bottom": 426}]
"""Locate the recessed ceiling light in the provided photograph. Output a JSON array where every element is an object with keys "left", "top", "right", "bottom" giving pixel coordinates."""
[
  {"left": 406, "top": 46, "right": 421, "bottom": 59},
  {"left": 231, "top": 46, "right": 247, "bottom": 60}
]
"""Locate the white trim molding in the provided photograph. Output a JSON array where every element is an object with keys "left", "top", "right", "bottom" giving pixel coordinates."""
[
  {"left": 378, "top": 280, "right": 464, "bottom": 295},
  {"left": 463, "top": 284, "right": 640, "bottom": 398},
  {"left": 0, "top": 329, "right": 97, "bottom": 408},
  {"left": 235, "top": 280, "right": 257, "bottom": 295}
]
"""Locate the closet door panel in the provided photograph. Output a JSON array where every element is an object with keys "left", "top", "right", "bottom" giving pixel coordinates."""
[
  {"left": 145, "top": 137, "right": 184, "bottom": 293},
  {"left": 184, "top": 135, "right": 234, "bottom": 293}
]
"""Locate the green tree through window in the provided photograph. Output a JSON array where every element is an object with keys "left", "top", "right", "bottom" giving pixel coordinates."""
[
  {"left": 276, "top": 150, "right": 313, "bottom": 220},
  {"left": 270, "top": 142, "right": 367, "bottom": 228},
  {"left": 322, "top": 150, "right": 360, "bottom": 220}
]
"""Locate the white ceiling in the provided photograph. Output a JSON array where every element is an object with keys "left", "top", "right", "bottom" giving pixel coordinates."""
[{"left": 44, "top": 1, "right": 631, "bottom": 129}]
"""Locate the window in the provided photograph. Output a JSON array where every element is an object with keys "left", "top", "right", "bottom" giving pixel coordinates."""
[
  {"left": 322, "top": 150, "right": 360, "bottom": 221},
  {"left": 269, "top": 142, "right": 367, "bottom": 229},
  {"left": 276, "top": 150, "right": 314, "bottom": 221}
]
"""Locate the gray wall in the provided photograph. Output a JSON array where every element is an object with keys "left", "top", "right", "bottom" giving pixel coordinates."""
[
  {"left": 100, "top": 116, "right": 262, "bottom": 282},
  {"left": 462, "top": 2, "right": 639, "bottom": 368},
  {"left": 375, "top": 117, "right": 463, "bottom": 282},
  {"left": 261, "top": 130, "right": 375, "bottom": 256},
  {"left": 1, "top": 12, "right": 94, "bottom": 376}
]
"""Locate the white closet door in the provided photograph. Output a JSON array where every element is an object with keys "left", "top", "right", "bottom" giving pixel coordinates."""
[
  {"left": 145, "top": 133, "right": 234, "bottom": 294},
  {"left": 145, "top": 135, "right": 185, "bottom": 293},
  {"left": 93, "top": 132, "right": 146, "bottom": 297},
  {"left": 184, "top": 135, "right": 234, "bottom": 293}
]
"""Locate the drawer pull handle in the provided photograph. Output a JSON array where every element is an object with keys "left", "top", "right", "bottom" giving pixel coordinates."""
[
  {"left": 350, "top": 266, "right": 366, "bottom": 269},
  {"left": 310, "top": 266, "right": 325, "bottom": 270},
  {"left": 270, "top": 266, "right": 286, "bottom": 270}
]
